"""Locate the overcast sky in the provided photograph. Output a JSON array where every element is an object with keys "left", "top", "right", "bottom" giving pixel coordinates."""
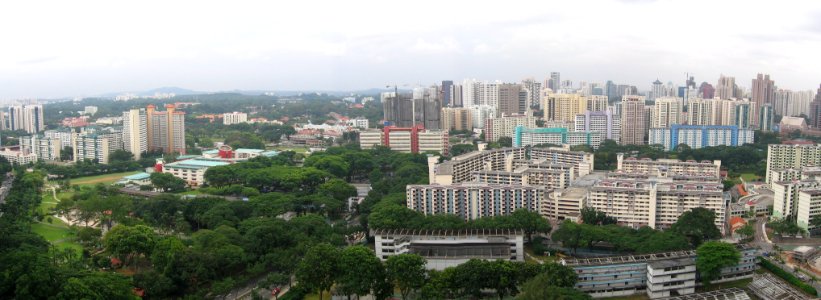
[{"left": 2, "top": 0, "right": 821, "bottom": 99}]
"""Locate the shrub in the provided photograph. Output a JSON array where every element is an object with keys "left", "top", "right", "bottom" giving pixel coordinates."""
[{"left": 759, "top": 258, "right": 817, "bottom": 296}]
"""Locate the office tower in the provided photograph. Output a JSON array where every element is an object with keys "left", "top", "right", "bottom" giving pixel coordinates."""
[
  {"left": 223, "top": 112, "right": 248, "bottom": 125},
  {"left": 542, "top": 94, "right": 587, "bottom": 122},
  {"left": 498, "top": 83, "right": 526, "bottom": 116},
  {"left": 648, "top": 125, "right": 754, "bottom": 151},
  {"left": 716, "top": 75, "right": 736, "bottom": 99},
  {"left": 521, "top": 78, "right": 542, "bottom": 108},
  {"left": 620, "top": 95, "right": 648, "bottom": 145},
  {"left": 440, "top": 107, "right": 473, "bottom": 131},
  {"left": 810, "top": 85, "right": 821, "bottom": 128},
  {"left": 548, "top": 72, "right": 561, "bottom": 91},
  {"left": 587, "top": 95, "right": 608, "bottom": 112},
  {"left": 484, "top": 114, "right": 537, "bottom": 142},
  {"left": 650, "top": 79, "right": 663, "bottom": 101},
  {"left": 606, "top": 80, "right": 619, "bottom": 102},
  {"left": 122, "top": 108, "right": 147, "bottom": 159},
  {"left": 8, "top": 104, "right": 44, "bottom": 134},
  {"left": 441, "top": 80, "right": 453, "bottom": 107},
  {"left": 146, "top": 104, "right": 186, "bottom": 154},
  {"left": 759, "top": 103, "right": 774, "bottom": 132},
  {"left": 575, "top": 110, "right": 620, "bottom": 142},
  {"left": 650, "top": 97, "right": 683, "bottom": 128}
]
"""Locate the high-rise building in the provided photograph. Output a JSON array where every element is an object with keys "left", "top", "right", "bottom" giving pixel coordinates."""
[
  {"left": 698, "top": 82, "right": 715, "bottom": 99},
  {"left": 146, "top": 104, "right": 186, "bottom": 154},
  {"left": 8, "top": 104, "right": 44, "bottom": 134},
  {"left": 513, "top": 126, "right": 603, "bottom": 149},
  {"left": 223, "top": 112, "right": 248, "bottom": 125},
  {"left": 520, "top": 78, "right": 542, "bottom": 108},
  {"left": 751, "top": 73, "right": 775, "bottom": 110},
  {"left": 122, "top": 108, "right": 148, "bottom": 159},
  {"left": 382, "top": 88, "right": 442, "bottom": 129},
  {"left": 20, "top": 135, "right": 61, "bottom": 161},
  {"left": 648, "top": 125, "right": 754, "bottom": 151},
  {"left": 650, "top": 97, "right": 683, "bottom": 128},
  {"left": 765, "top": 143, "right": 821, "bottom": 184},
  {"left": 73, "top": 128, "right": 124, "bottom": 164},
  {"left": 575, "top": 110, "right": 620, "bottom": 142},
  {"left": 406, "top": 183, "right": 545, "bottom": 221},
  {"left": 440, "top": 107, "right": 473, "bottom": 131},
  {"left": 810, "top": 85, "right": 821, "bottom": 128},
  {"left": 716, "top": 75, "right": 736, "bottom": 99},
  {"left": 441, "top": 80, "right": 453, "bottom": 107},
  {"left": 548, "top": 72, "right": 561, "bottom": 91},
  {"left": 484, "top": 114, "right": 537, "bottom": 142},
  {"left": 359, "top": 125, "right": 448, "bottom": 155},
  {"left": 759, "top": 104, "right": 774, "bottom": 132},
  {"left": 498, "top": 83, "right": 526, "bottom": 116},
  {"left": 468, "top": 105, "right": 496, "bottom": 129},
  {"left": 650, "top": 79, "right": 664, "bottom": 101},
  {"left": 687, "top": 98, "right": 722, "bottom": 126},
  {"left": 587, "top": 95, "right": 608, "bottom": 112},
  {"left": 450, "top": 84, "right": 463, "bottom": 107},
  {"left": 620, "top": 95, "right": 648, "bottom": 145},
  {"left": 542, "top": 94, "right": 587, "bottom": 122}
]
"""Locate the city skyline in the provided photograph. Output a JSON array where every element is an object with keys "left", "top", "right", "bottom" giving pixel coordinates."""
[{"left": 3, "top": 0, "right": 821, "bottom": 99}]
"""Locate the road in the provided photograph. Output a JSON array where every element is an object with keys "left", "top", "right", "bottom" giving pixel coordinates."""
[{"left": 754, "top": 216, "right": 774, "bottom": 252}]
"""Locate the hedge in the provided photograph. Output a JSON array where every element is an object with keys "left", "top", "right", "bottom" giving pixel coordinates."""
[
  {"left": 759, "top": 258, "right": 818, "bottom": 296},
  {"left": 278, "top": 286, "right": 308, "bottom": 300}
]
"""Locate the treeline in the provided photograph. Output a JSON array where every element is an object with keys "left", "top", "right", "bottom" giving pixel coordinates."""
[
  {"left": 54, "top": 183, "right": 354, "bottom": 298},
  {"left": 553, "top": 208, "right": 722, "bottom": 254},
  {"left": 37, "top": 150, "right": 162, "bottom": 178},
  {"left": 186, "top": 121, "right": 296, "bottom": 150},
  {"left": 295, "top": 245, "right": 590, "bottom": 300},
  {"left": 0, "top": 170, "right": 138, "bottom": 299}
]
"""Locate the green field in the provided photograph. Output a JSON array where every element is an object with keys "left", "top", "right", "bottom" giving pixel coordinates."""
[
  {"left": 740, "top": 173, "right": 762, "bottom": 182},
  {"left": 31, "top": 222, "right": 81, "bottom": 254},
  {"left": 70, "top": 171, "right": 141, "bottom": 187},
  {"left": 271, "top": 146, "right": 309, "bottom": 153}
]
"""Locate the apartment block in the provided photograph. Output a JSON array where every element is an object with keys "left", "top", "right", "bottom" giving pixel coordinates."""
[
  {"left": 617, "top": 154, "right": 721, "bottom": 177},
  {"left": 73, "top": 130, "right": 124, "bottom": 164},
  {"left": 797, "top": 188, "right": 821, "bottom": 231},
  {"left": 648, "top": 125, "right": 754, "bottom": 151},
  {"left": 484, "top": 113, "right": 537, "bottom": 142},
  {"left": 766, "top": 143, "right": 821, "bottom": 184},
  {"left": 146, "top": 104, "right": 186, "bottom": 154},
  {"left": 358, "top": 125, "right": 449, "bottom": 155},
  {"left": 223, "top": 112, "right": 248, "bottom": 125},
  {"left": 620, "top": 95, "right": 647, "bottom": 145},
  {"left": 406, "top": 183, "right": 546, "bottom": 220},
  {"left": 0, "top": 148, "right": 37, "bottom": 165},
  {"left": 575, "top": 110, "right": 620, "bottom": 142},
  {"left": 440, "top": 107, "right": 473, "bottom": 131},
  {"left": 20, "top": 135, "right": 61, "bottom": 161},
  {"left": 543, "top": 93, "right": 588, "bottom": 122},
  {"left": 8, "top": 105, "right": 44, "bottom": 134},
  {"left": 122, "top": 108, "right": 148, "bottom": 159},
  {"left": 772, "top": 180, "right": 821, "bottom": 219},
  {"left": 650, "top": 97, "right": 683, "bottom": 128},
  {"left": 513, "top": 126, "right": 603, "bottom": 149}
]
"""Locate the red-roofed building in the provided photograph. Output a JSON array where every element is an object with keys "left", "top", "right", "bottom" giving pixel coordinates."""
[{"left": 729, "top": 216, "right": 747, "bottom": 236}]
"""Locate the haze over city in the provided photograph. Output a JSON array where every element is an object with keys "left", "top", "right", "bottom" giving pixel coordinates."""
[{"left": 3, "top": 0, "right": 821, "bottom": 99}]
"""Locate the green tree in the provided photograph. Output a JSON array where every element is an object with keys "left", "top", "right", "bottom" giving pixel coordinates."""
[
  {"left": 671, "top": 207, "right": 721, "bottom": 247},
  {"left": 498, "top": 136, "right": 513, "bottom": 147},
  {"left": 296, "top": 243, "right": 340, "bottom": 300},
  {"left": 517, "top": 276, "right": 591, "bottom": 300},
  {"left": 336, "top": 246, "right": 390, "bottom": 299},
  {"left": 511, "top": 209, "right": 552, "bottom": 242},
  {"left": 736, "top": 224, "right": 755, "bottom": 241},
  {"left": 103, "top": 224, "right": 158, "bottom": 267},
  {"left": 696, "top": 241, "right": 741, "bottom": 284},
  {"left": 318, "top": 178, "right": 357, "bottom": 203},
  {"left": 450, "top": 143, "right": 478, "bottom": 157},
  {"left": 552, "top": 220, "right": 583, "bottom": 254},
  {"left": 386, "top": 254, "right": 426, "bottom": 300},
  {"left": 60, "top": 146, "right": 73, "bottom": 161},
  {"left": 580, "top": 207, "right": 617, "bottom": 225},
  {"left": 150, "top": 172, "right": 187, "bottom": 193}
]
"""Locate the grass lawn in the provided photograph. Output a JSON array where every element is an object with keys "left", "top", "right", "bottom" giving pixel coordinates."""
[
  {"left": 740, "top": 173, "right": 762, "bottom": 182},
  {"left": 271, "top": 146, "right": 309, "bottom": 153},
  {"left": 31, "top": 222, "right": 81, "bottom": 254},
  {"left": 70, "top": 171, "right": 141, "bottom": 187},
  {"left": 39, "top": 192, "right": 58, "bottom": 215}
]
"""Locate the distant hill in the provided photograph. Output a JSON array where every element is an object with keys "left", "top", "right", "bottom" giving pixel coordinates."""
[
  {"left": 96, "top": 87, "right": 407, "bottom": 98},
  {"left": 97, "top": 86, "right": 202, "bottom": 98}
]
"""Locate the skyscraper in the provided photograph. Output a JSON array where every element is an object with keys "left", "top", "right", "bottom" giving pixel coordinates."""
[
  {"left": 760, "top": 104, "right": 774, "bottom": 132},
  {"left": 543, "top": 94, "right": 587, "bottom": 122},
  {"left": 548, "top": 72, "right": 561, "bottom": 91},
  {"left": 122, "top": 108, "right": 148, "bottom": 159},
  {"left": 751, "top": 73, "right": 775, "bottom": 129},
  {"left": 8, "top": 104, "right": 44, "bottom": 134},
  {"left": 146, "top": 104, "right": 186, "bottom": 154},
  {"left": 441, "top": 80, "right": 453, "bottom": 107},
  {"left": 811, "top": 85, "right": 821, "bottom": 128},
  {"left": 716, "top": 75, "right": 736, "bottom": 99},
  {"left": 650, "top": 79, "right": 663, "bottom": 101},
  {"left": 620, "top": 95, "right": 648, "bottom": 145},
  {"left": 699, "top": 82, "right": 715, "bottom": 99},
  {"left": 520, "top": 78, "right": 542, "bottom": 108}
]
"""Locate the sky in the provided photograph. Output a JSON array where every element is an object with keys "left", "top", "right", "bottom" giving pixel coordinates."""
[{"left": 2, "top": 0, "right": 821, "bottom": 99}]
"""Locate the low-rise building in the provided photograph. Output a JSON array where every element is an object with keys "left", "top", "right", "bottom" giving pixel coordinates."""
[
  {"left": 513, "top": 126, "right": 603, "bottom": 149},
  {"left": 359, "top": 125, "right": 449, "bottom": 155},
  {"left": 373, "top": 228, "right": 524, "bottom": 270},
  {"left": 161, "top": 158, "right": 231, "bottom": 187},
  {"left": 406, "top": 183, "right": 546, "bottom": 220},
  {"left": 20, "top": 135, "right": 62, "bottom": 161},
  {"left": 0, "top": 147, "right": 37, "bottom": 165},
  {"left": 223, "top": 112, "right": 248, "bottom": 125}
]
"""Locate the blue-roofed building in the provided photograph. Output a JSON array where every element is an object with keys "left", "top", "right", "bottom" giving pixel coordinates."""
[
  {"left": 116, "top": 172, "right": 152, "bottom": 186},
  {"left": 162, "top": 158, "right": 230, "bottom": 187},
  {"left": 648, "top": 125, "right": 755, "bottom": 151}
]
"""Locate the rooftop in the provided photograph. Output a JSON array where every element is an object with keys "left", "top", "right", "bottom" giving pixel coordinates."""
[
  {"left": 164, "top": 159, "right": 230, "bottom": 169},
  {"left": 562, "top": 250, "right": 697, "bottom": 266},
  {"left": 373, "top": 228, "right": 524, "bottom": 237},
  {"left": 122, "top": 172, "right": 151, "bottom": 180},
  {"left": 661, "top": 288, "right": 750, "bottom": 300}
]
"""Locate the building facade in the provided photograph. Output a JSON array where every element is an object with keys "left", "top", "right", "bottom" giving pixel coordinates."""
[
  {"left": 648, "top": 125, "right": 754, "bottom": 151},
  {"left": 513, "top": 126, "right": 603, "bottom": 149},
  {"left": 146, "top": 105, "right": 186, "bottom": 154},
  {"left": 20, "top": 135, "right": 61, "bottom": 161},
  {"left": 484, "top": 114, "right": 537, "bottom": 142},
  {"left": 8, "top": 104, "right": 44, "bottom": 134},
  {"left": 406, "top": 183, "right": 545, "bottom": 220},
  {"left": 620, "top": 95, "right": 647, "bottom": 145},
  {"left": 223, "top": 112, "right": 248, "bottom": 125},
  {"left": 575, "top": 110, "right": 620, "bottom": 142},
  {"left": 359, "top": 125, "right": 449, "bottom": 155},
  {"left": 373, "top": 229, "right": 524, "bottom": 270},
  {"left": 122, "top": 108, "right": 148, "bottom": 159}
]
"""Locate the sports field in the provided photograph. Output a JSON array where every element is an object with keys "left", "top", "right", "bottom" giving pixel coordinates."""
[{"left": 70, "top": 171, "right": 141, "bottom": 186}]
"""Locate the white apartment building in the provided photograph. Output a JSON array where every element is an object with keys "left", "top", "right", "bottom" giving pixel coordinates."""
[
  {"left": 587, "top": 179, "right": 725, "bottom": 231},
  {"left": 797, "top": 188, "right": 821, "bottom": 231},
  {"left": 8, "top": 104, "right": 44, "bottom": 134},
  {"left": 772, "top": 180, "right": 821, "bottom": 219},
  {"left": 587, "top": 95, "right": 609, "bottom": 112},
  {"left": 469, "top": 105, "right": 496, "bottom": 129},
  {"left": 766, "top": 143, "right": 821, "bottom": 185},
  {"left": 484, "top": 113, "right": 537, "bottom": 142},
  {"left": 406, "top": 183, "right": 546, "bottom": 220},
  {"left": 650, "top": 97, "right": 683, "bottom": 128},
  {"left": 347, "top": 117, "right": 369, "bottom": 129},
  {"left": 122, "top": 108, "right": 148, "bottom": 159},
  {"left": 73, "top": 130, "right": 124, "bottom": 164},
  {"left": 223, "top": 112, "right": 248, "bottom": 125},
  {"left": 83, "top": 106, "right": 98, "bottom": 115},
  {"left": 574, "top": 110, "right": 620, "bottom": 142},
  {"left": 617, "top": 154, "right": 721, "bottom": 177},
  {"left": 0, "top": 148, "right": 37, "bottom": 165},
  {"left": 648, "top": 125, "right": 754, "bottom": 151},
  {"left": 44, "top": 130, "right": 73, "bottom": 150},
  {"left": 20, "top": 135, "right": 61, "bottom": 161},
  {"left": 513, "top": 126, "right": 603, "bottom": 149}
]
